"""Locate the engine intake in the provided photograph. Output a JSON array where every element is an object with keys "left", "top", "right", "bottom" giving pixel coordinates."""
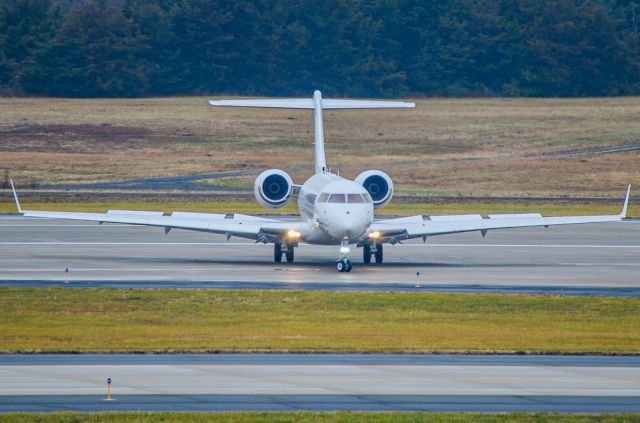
[
  {"left": 254, "top": 169, "right": 294, "bottom": 209},
  {"left": 355, "top": 170, "right": 394, "bottom": 209}
]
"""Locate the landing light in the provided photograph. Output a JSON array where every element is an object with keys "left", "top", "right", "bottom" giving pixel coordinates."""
[
  {"left": 368, "top": 231, "right": 381, "bottom": 239},
  {"left": 287, "top": 229, "right": 301, "bottom": 239},
  {"left": 340, "top": 246, "right": 350, "bottom": 254}
]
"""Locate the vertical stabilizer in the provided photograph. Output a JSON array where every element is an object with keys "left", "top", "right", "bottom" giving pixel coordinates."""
[{"left": 209, "top": 91, "right": 415, "bottom": 175}]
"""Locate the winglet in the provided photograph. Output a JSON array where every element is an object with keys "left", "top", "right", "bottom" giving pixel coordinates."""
[
  {"left": 620, "top": 184, "right": 631, "bottom": 219},
  {"left": 9, "top": 179, "right": 22, "bottom": 214}
]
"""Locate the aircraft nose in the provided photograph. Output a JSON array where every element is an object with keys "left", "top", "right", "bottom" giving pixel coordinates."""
[{"left": 325, "top": 209, "right": 370, "bottom": 240}]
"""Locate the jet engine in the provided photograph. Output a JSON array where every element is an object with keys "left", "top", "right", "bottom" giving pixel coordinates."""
[
  {"left": 355, "top": 170, "right": 394, "bottom": 209},
  {"left": 254, "top": 169, "right": 294, "bottom": 209}
]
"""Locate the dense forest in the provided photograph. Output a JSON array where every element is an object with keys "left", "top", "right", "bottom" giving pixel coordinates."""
[{"left": 1, "top": 0, "right": 640, "bottom": 98}]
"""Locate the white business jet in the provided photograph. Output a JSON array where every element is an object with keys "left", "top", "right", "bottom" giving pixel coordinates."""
[{"left": 11, "top": 90, "right": 631, "bottom": 272}]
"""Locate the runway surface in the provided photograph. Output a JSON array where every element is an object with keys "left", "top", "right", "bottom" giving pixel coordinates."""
[
  {"left": 1, "top": 354, "right": 639, "bottom": 413},
  {"left": 1, "top": 216, "right": 639, "bottom": 294}
]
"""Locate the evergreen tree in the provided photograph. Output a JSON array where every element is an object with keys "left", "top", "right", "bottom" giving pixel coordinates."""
[
  {"left": 42, "top": 0, "right": 150, "bottom": 97},
  {"left": 0, "top": 0, "right": 58, "bottom": 94},
  {"left": 0, "top": 0, "right": 638, "bottom": 97}
]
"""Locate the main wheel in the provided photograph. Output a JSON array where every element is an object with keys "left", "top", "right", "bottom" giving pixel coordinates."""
[
  {"left": 363, "top": 243, "right": 371, "bottom": 264},
  {"left": 285, "top": 247, "right": 294, "bottom": 263},
  {"left": 374, "top": 243, "right": 383, "bottom": 264},
  {"left": 274, "top": 242, "right": 282, "bottom": 263}
]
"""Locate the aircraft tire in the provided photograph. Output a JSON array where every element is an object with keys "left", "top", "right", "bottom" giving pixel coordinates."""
[
  {"left": 375, "top": 243, "right": 383, "bottom": 264},
  {"left": 363, "top": 243, "right": 371, "bottom": 263},
  {"left": 274, "top": 242, "right": 283, "bottom": 263},
  {"left": 285, "top": 247, "right": 294, "bottom": 263}
]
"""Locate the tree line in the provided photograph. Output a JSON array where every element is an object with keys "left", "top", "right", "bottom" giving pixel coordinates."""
[{"left": 1, "top": 0, "right": 639, "bottom": 98}]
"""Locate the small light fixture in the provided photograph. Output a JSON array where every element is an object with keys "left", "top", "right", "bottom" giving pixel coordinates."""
[
  {"left": 368, "top": 231, "right": 381, "bottom": 239},
  {"left": 340, "top": 246, "right": 350, "bottom": 254},
  {"left": 287, "top": 229, "right": 301, "bottom": 238}
]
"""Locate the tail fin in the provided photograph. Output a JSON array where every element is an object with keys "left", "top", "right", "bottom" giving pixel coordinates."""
[{"left": 210, "top": 90, "right": 415, "bottom": 174}]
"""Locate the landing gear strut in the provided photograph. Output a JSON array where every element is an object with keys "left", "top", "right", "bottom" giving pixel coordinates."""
[
  {"left": 336, "top": 237, "right": 352, "bottom": 272},
  {"left": 363, "top": 242, "right": 383, "bottom": 264},
  {"left": 274, "top": 242, "right": 295, "bottom": 263}
]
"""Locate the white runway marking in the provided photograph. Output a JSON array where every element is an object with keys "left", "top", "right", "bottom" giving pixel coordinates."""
[
  {"left": 2, "top": 268, "right": 271, "bottom": 272},
  {"left": 0, "top": 242, "right": 259, "bottom": 246},
  {"left": 0, "top": 224, "right": 130, "bottom": 227},
  {"left": 1, "top": 242, "right": 639, "bottom": 248}
]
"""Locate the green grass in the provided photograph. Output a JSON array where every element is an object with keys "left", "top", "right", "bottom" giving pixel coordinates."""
[
  {"left": 1, "top": 289, "right": 638, "bottom": 354},
  {"left": 1, "top": 199, "right": 636, "bottom": 218},
  {"left": 1, "top": 413, "right": 640, "bottom": 423}
]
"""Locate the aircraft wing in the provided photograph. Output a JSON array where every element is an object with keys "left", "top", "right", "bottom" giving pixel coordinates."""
[
  {"left": 21, "top": 209, "right": 307, "bottom": 242},
  {"left": 10, "top": 179, "right": 304, "bottom": 243},
  {"left": 370, "top": 186, "right": 631, "bottom": 243}
]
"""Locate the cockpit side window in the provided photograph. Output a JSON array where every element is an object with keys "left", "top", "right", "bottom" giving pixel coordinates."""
[
  {"left": 362, "top": 192, "right": 373, "bottom": 203},
  {"left": 318, "top": 193, "right": 330, "bottom": 203},
  {"left": 347, "top": 193, "right": 365, "bottom": 203},
  {"left": 328, "top": 193, "right": 346, "bottom": 203}
]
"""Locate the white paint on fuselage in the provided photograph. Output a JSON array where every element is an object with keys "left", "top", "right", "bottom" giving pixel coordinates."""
[{"left": 297, "top": 173, "right": 374, "bottom": 245}]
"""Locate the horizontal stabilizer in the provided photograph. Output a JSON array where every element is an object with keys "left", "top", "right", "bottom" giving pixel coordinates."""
[{"left": 209, "top": 98, "right": 415, "bottom": 110}]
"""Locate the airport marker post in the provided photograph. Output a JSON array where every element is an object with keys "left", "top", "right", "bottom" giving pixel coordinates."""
[
  {"left": 106, "top": 377, "right": 112, "bottom": 400},
  {"left": 415, "top": 271, "right": 422, "bottom": 288},
  {"left": 64, "top": 267, "right": 69, "bottom": 284}
]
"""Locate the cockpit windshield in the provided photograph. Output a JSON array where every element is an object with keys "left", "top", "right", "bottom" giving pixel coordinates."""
[
  {"left": 318, "top": 193, "right": 372, "bottom": 204},
  {"left": 328, "top": 193, "right": 346, "bottom": 203},
  {"left": 347, "top": 193, "right": 365, "bottom": 203}
]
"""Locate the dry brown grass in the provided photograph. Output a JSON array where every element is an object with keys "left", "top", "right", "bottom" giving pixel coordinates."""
[{"left": 1, "top": 97, "right": 639, "bottom": 196}]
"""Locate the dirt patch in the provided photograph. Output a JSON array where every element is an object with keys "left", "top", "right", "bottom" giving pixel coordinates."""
[{"left": 0, "top": 123, "right": 152, "bottom": 153}]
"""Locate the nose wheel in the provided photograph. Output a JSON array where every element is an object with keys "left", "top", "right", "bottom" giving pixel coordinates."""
[
  {"left": 336, "top": 237, "right": 352, "bottom": 272},
  {"left": 336, "top": 259, "right": 352, "bottom": 272}
]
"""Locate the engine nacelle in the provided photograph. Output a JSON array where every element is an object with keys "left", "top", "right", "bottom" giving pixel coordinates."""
[
  {"left": 254, "top": 169, "right": 294, "bottom": 209},
  {"left": 355, "top": 170, "right": 394, "bottom": 209}
]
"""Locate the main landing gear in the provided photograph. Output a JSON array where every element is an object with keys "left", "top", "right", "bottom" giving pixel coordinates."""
[
  {"left": 363, "top": 242, "right": 383, "bottom": 264},
  {"left": 274, "top": 242, "right": 295, "bottom": 263},
  {"left": 336, "top": 237, "right": 352, "bottom": 272}
]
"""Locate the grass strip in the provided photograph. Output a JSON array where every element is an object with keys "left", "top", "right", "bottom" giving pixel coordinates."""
[
  {"left": 1, "top": 413, "right": 640, "bottom": 423},
  {"left": 0, "top": 289, "right": 638, "bottom": 354}
]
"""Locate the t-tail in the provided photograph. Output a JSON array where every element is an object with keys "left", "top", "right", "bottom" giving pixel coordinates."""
[{"left": 209, "top": 90, "right": 415, "bottom": 174}]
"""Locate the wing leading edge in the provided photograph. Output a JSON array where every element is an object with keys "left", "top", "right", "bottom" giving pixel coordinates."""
[
  {"left": 18, "top": 208, "right": 306, "bottom": 243},
  {"left": 371, "top": 185, "right": 631, "bottom": 243}
]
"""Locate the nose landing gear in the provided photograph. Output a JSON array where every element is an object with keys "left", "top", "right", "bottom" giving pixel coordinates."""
[{"left": 337, "top": 237, "right": 352, "bottom": 272}]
